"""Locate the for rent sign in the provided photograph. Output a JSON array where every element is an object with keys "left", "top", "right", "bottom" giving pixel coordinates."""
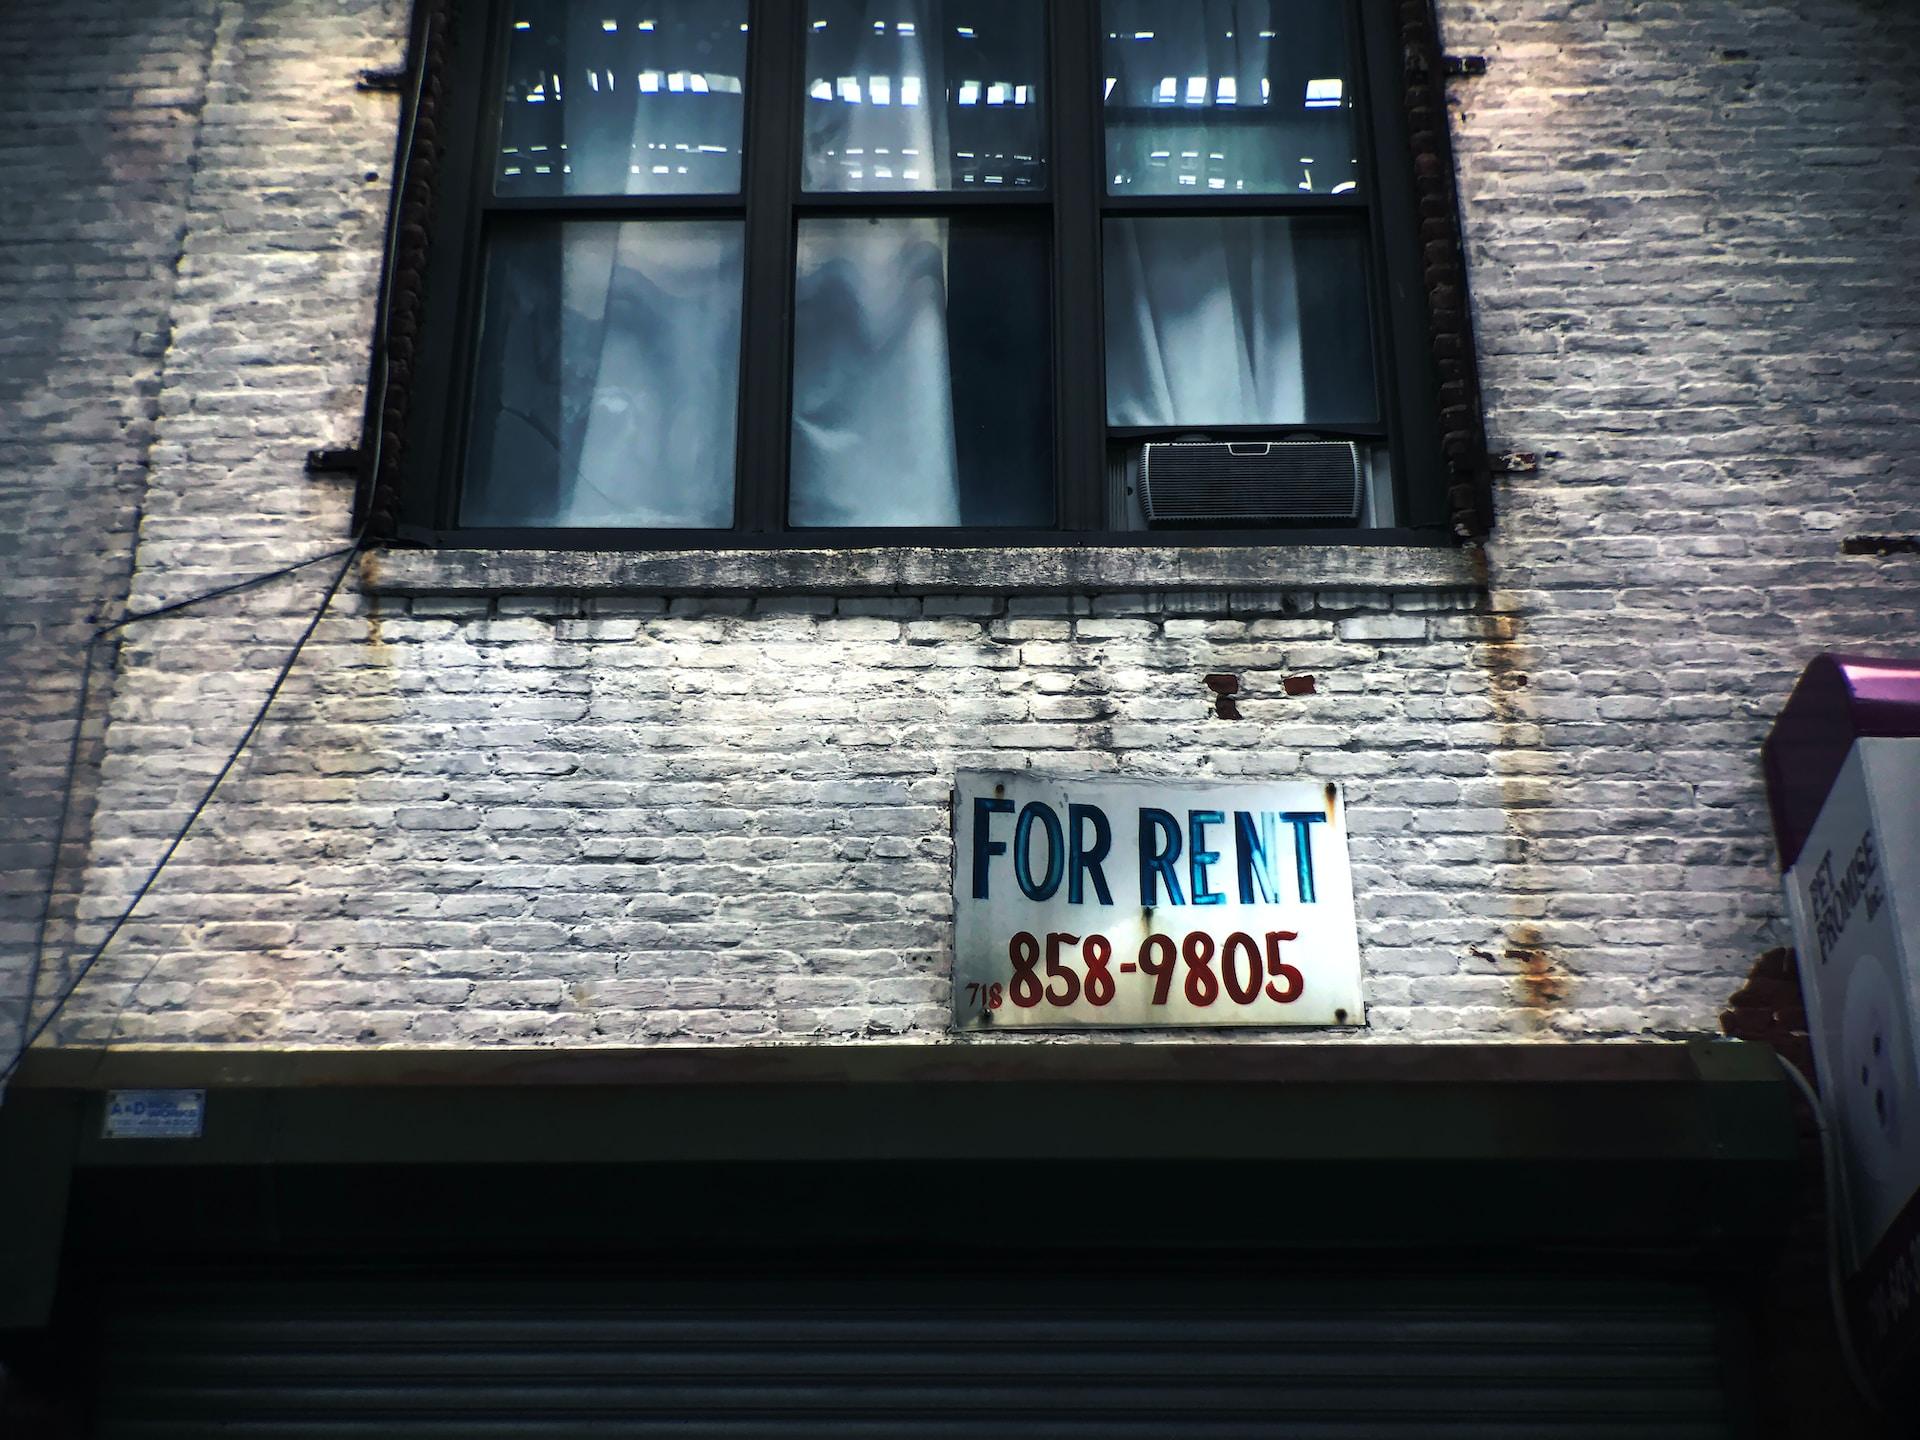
[{"left": 951, "top": 771, "right": 1363, "bottom": 1030}]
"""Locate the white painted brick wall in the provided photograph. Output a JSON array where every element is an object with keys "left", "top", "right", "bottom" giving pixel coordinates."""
[
  {"left": 0, "top": 0, "right": 221, "bottom": 1053},
  {"left": 8, "top": 0, "right": 1920, "bottom": 1054}
]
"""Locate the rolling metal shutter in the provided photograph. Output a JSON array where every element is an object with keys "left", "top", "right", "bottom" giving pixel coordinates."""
[{"left": 91, "top": 1264, "right": 1743, "bottom": 1439}]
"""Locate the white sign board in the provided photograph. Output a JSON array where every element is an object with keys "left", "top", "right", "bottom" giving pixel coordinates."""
[
  {"left": 103, "top": 1089, "right": 205, "bottom": 1140},
  {"left": 1783, "top": 738, "right": 1920, "bottom": 1265},
  {"left": 952, "top": 771, "right": 1364, "bottom": 1029}
]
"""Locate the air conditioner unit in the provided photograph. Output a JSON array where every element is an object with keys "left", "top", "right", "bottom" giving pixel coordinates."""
[{"left": 1139, "top": 439, "right": 1363, "bottom": 525}]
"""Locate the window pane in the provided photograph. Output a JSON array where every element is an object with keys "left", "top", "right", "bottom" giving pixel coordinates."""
[
  {"left": 791, "top": 218, "right": 1051, "bottom": 527},
  {"left": 1104, "top": 216, "right": 1376, "bottom": 427},
  {"left": 802, "top": 0, "right": 1047, "bottom": 192},
  {"left": 1103, "top": 0, "right": 1359, "bottom": 195},
  {"left": 462, "top": 221, "right": 742, "bottom": 529},
  {"left": 494, "top": 0, "right": 748, "bottom": 197}
]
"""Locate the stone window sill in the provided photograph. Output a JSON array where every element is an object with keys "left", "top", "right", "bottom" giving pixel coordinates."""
[{"left": 358, "top": 544, "right": 1484, "bottom": 598}]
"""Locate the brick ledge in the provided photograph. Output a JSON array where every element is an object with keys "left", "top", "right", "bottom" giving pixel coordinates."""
[
  {"left": 11, "top": 1037, "right": 1752, "bottom": 1091},
  {"left": 359, "top": 544, "right": 1484, "bottom": 597}
]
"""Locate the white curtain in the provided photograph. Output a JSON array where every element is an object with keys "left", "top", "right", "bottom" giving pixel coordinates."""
[
  {"left": 465, "top": 222, "right": 743, "bottom": 529},
  {"left": 553, "top": 3, "right": 746, "bottom": 198},
  {"left": 791, "top": 0, "right": 961, "bottom": 526},
  {"left": 557, "top": 223, "right": 742, "bottom": 528},
  {"left": 1104, "top": 216, "right": 1307, "bottom": 428},
  {"left": 1100, "top": 1, "right": 1376, "bottom": 428},
  {"left": 1105, "top": 0, "right": 1348, "bottom": 194},
  {"left": 802, "top": 1, "right": 950, "bottom": 191},
  {"left": 555, "top": 8, "right": 744, "bottom": 526},
  {"left": 467, "top": 5, "right": 748, "bottom": 528},
  {"left": 791, "top": 218, "right": 961, "bottom": 526},
  {"left": 1116, "top": 0, "right": 1276, "bottom": 87}
]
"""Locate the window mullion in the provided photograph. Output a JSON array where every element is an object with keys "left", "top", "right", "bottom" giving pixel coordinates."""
[
  {"left": 1052, "top": 0, "right": 1103, "bottom": 532},
  {"left": 399, "top": 0, "right": 496, "bottom": 539},
  {"left": 737, "top": 0, "right": 804, "bottom": 535},
  {"left": 1358, "top": 0, "right": 1444, "bottom": 529}
]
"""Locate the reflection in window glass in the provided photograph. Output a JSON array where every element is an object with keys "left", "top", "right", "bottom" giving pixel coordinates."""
[
  {"left": 802, "top": 0, "right": 1047, "bottom": 192},
  {"left": 495, "top": 0, "right": 748, "bottom": 197},
  {"left": 791, "top": 218, "right": 1051, "bottom": 526},
  {"left": 1104, "top": 216, "right": 1376, "bottom": 426},
  {"left": 463, "top": 221, "right": 742, "bottom": 529},
  {"left": 1102, "top": 0, "right": 1358, "bottom": 195}
]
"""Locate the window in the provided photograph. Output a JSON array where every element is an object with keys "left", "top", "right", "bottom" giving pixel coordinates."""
[{"left": 385, "top": 0, "right": 1477, "bottom": 547}]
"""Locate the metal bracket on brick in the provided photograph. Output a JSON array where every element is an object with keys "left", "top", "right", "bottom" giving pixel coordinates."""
[
  {"left": 1842, "top": 535, "right": 1920, "bottom": 556},
  {"left": 357, "top": 63, "right": 411, "bottom": 92},
  {"left": 1488, "top": 452, "right": 1539, "bottom": 475},
  {"left": 1444, "top": 54, "right": 1489, "bottom": 77},
  {"left": 306, "top": 448, "right": 365, "bottom": 476}
]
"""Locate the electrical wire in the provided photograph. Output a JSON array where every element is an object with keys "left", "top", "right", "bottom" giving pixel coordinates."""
[
  {"left": 2, "top": 29, "right": 430, "bottom": 1089},
  {"left": 13, "top": 636, "right": 100, "bottom": 1070},
  {"left": 108, "top": 543, "right": 361, "bottom": 634},
  {"left": 6, "top": 539, "right": 372, "bottom": 1096},
  {"left": 1773, "top": 1050, "right": 1886, "bottom": 1414},
  {"left": 1, "top": 541, "right": 362, "bottom": 1088}
]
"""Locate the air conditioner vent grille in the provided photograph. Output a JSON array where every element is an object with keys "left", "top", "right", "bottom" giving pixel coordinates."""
[{"left": 1140, "top": 440, "right": 1363, "bottom": 524}]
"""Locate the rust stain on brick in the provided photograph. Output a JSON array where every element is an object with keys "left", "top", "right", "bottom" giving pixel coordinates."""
[
  {"left": 1721, "top": 945, "right": 1814, "bottom": 1082},
  {"left": 1471, "top": 547, "right": 1571, "bottom": 1027},
  {"left": 1508, "top": 925, "right": 1569, "bottom": 1011}
]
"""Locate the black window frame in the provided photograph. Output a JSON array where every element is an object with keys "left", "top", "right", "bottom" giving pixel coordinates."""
[{"left": 375, "top": 0, "right": 1483, "bottom": 551}]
